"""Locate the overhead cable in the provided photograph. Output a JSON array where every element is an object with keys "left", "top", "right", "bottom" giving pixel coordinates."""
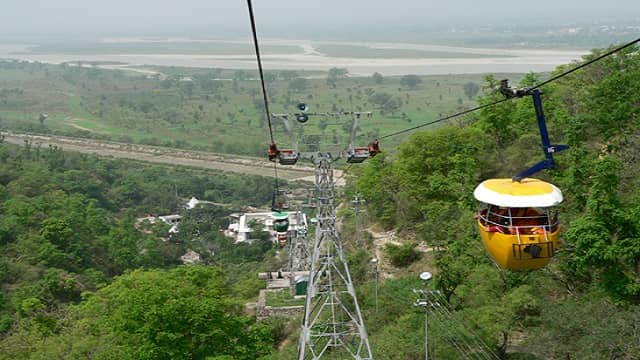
[
  {"left": 246, "top": 0, "right": 275, "bottom": 143},
  {"left": 380, "top": 36, "right": 640, "bottom": 140},
  {"left": 246, "top": 0, "right": 282, "bottom": 203}
]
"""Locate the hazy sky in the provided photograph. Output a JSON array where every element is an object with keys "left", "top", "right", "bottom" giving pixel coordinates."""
[{"left": 2, "top": 0, "right": 639, "bottom": 37}]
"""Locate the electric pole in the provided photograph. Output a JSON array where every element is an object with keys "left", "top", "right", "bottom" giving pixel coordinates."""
[{"left": 352, "top": 194, "right": 365, "bottom": 247}]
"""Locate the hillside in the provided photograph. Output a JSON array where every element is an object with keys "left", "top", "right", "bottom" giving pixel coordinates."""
[{"left": 0, "top": 42, "right": 639, "bottom": 359}]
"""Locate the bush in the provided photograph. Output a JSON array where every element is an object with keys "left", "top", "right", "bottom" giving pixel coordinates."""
[{"left": 385, "top": 243, "right": 420, "bottom": 267}]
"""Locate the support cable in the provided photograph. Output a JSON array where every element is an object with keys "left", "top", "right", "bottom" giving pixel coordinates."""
[
  {"left": 430, "top": 292, "right": 501, "bottom": 359},
  {"left": 379, "top": 98, "right": 509, "bottom": 139},
  {"left": 379, "top": 37, "right": 640, "bottom": 140},
  {"left": 529, "top": 36, "right": 640, "bottom": 90},
  {"left": 246, "top": 0, "right": 281, "bottom": 204},
  {"left": 246, "top": 0, "right": 274, "bottom": 143},
  {"left": 383, "top": 290, "right": 499, "bottom": 359},
  {"left": 428, "top": 308, "right": 489, "bottom": 360}
]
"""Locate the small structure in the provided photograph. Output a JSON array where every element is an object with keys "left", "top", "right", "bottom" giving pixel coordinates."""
[
  {"left": 186, "top": 197, "right": 200, "bottom": 209},
  {"left": 180, "top": 250, "right": 201, "bottom": 265},
  {"left": 295, "top": 274, "right": 309, "bottom": 296},
  {"left": 226, "top": 210, "right": 307, "bottom": 244},
  {"left": 159, "top": 214, "right": 182, "bottom": 226},
  {"left": 255, "top": 270, "right": 308, "bottom": 321}
]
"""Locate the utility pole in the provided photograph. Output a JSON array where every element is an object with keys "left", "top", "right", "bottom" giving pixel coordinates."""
[
  {"left": 351, "top": 194, "right": 365, "bottom": 247},
  {"left": 371, "top": 257, "right": 379, "bottom": 314},
  {"left": 298, "top": 153, "right": 373, "bottom": 360},
  {"left": 414, "top": 272, "right": 436, "bottom": 360},
  {"left": 287, "top": 208, "right": 309, "bottom": 271}
]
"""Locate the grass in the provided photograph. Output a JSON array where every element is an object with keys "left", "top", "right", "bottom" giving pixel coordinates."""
[
  {"left": 265, "top": 288, "right": 305, "bottom": 307},
  {"left": 0, "top": 59, "right": 525, "bottom": 157}
]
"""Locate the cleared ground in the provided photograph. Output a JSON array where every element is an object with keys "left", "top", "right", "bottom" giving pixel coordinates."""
[{"left": 1, "top": 131, "right": 347, "bottom": 184}]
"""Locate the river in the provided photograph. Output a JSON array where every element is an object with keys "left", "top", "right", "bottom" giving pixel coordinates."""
[{"left": 0, "top": 39, "right": 588, "bottom": 76}]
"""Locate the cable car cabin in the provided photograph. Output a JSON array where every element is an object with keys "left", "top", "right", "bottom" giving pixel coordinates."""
[
  {"left": 368, "top": 139, "right": 380, "bottom": 157},
  {"left": 347, "top": 147, "right": 370, "bottom": 163},
  {"left": 268, "top": 143, "right": 280, "bottom": 162},
  {"left": 473, "top": 178, "right": 563, "bottom": 270},
  {"left": 278, "top": 149, "right": 299, "bottom": 165},
  {"left": 277, "top": 233, "right": 288, "bottom": 247},
  {"left": 272, "top": 212, "right": 290, "bottom": 233}
]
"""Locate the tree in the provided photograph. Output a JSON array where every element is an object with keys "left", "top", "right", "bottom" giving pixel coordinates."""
[
  {"left": 38, "top": 113, "right": 48, "bottom": 126},
  {"left": 288, "top": 77, "right": 308, "bottom": 92},
  {"left": 2, "top": 267, "right": 277, "bottom": 359},
  {"left": 463, "top": 81, "right": 480, "bottom": 99},
  {"left": 371, "top": 72, "right": 383, "bottom": 85},
  {"left": 326, "top": 67, "right": 349, "bottom": 88},
  {"left": 200, "top": 79, "right": 223, "bottom": 93},
  {"left": 368, "top": 92, "right": 392, "bottom": 111},
  {"left": 400, "top": 74, "right": 421, "bottom": 90},
  {"left": 382, "top": 97, "right": 401, "bottom": 115},
  {"left": 279, "top": 70, "right": 298, "bottom": 81}
]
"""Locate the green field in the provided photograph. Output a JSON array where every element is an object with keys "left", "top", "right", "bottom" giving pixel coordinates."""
[{"left": 0, "top": 60, "right": 523, "bottom": 157}]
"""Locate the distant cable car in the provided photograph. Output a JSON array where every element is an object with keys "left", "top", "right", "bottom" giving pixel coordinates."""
[
  {"left": 273, "top": 212, "right": 289, "bottom": 247},
  {"left": 347, "top": 139, "right": 381, "bottom": 163},
  {"left": 368, "top": 139, "right": 381, "bottom": 157},
  {"left": 474, "top": 80, "right": 568, "bottom": 270},
  {"left": 277, "top": 233, "right": 288, "bottom": 247},
  {"left": 474, "top": 178, "right": 563, "bottom": 270},
  {"left": 347, "top": 146, "right": 371, "bottom": 163},
  {"left": 272, "top": 212, "right": 290, "bottom": 233},
  {"left": 267, "top": 143, "right": 299, "bottom": 165},
  {"left": 278, "top": 149, "right": 299, "bottom": 165}
]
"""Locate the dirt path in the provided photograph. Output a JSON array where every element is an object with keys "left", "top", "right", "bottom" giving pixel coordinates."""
[
  {"left": 1, "top": 131, "right": 345, "bottom": 183},
  {"left": 367, "top": 228, "right": 401, "bottom": 279},
  {"left": 367, "top": 227, "right": 434, "bottom": 278}
]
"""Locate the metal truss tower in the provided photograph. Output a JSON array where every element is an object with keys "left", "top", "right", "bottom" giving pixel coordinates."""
[
  {"left": 298, "top": 152, "right": 373, "bottom": 360},
  {"left": 288, "top": 207, "right": 310, "bottom": 274}
]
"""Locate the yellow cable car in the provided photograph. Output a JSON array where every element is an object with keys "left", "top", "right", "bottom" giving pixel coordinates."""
[{"left": 473, "top": 178, "right": 563, "bottom": 270}]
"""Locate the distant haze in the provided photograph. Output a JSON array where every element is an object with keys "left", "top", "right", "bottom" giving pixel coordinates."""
[{"left": 2, "top": 0, "right": 640, "bottom": 38}]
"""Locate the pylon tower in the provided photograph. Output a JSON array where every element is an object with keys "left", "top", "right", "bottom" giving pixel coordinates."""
[
  {"left": 298, "top": 152, "right": 373, "bottom": 360},
  {"left": 288, "top": 207, "right": 310, "bottom": 273}
]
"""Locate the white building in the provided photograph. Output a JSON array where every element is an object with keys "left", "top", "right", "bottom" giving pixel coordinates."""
[{"left": 226, "top": 211, "right": 307, "bottom": 243}]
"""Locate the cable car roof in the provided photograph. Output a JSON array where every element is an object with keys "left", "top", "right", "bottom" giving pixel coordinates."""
[
  {"left": 473, "top": 178, "right": 563, "bottom": 207},
  {"left": 272, "top": 212, "right": 289, "bottom": 219}
]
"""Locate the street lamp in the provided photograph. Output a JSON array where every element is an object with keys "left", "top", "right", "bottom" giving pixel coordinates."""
[
  {"left": 416, "top": 271, "right": 433, "bottom": 360},
  {"left": 371, "top": 257, "right": 379, "bottom": 313}
]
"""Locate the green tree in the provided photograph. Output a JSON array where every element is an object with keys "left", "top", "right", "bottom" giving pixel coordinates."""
[
  {"left": 371, "top": 72, "right": 383, "bottom": 84},
  {"left": 400, "top": 74, "right": 422, "bottom": 90},
  {"left": 326, "top": 67, "right": 348, "bottom": 88},
  {"left": 288, "top": 77, "right": 308, "bottom": 92},
  {"left": 463, "top": 81, "right": 480, "bottom": 99}
]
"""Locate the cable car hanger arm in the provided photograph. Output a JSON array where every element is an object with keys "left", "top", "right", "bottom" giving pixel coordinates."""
[{"left": 500, "top": 80, "right": 568, "bottom": 182}]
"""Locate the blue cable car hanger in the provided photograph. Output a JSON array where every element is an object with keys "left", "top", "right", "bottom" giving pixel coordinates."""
[{"left": 499, "top": 79, "right": 569, "bottom": 182}]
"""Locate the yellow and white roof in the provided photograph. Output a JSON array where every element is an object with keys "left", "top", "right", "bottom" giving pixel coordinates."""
[{"left": 473, "top": 178, "right": 563, "bottom": 207}]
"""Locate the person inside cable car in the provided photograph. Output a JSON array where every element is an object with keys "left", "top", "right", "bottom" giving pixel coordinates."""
[
  {"left": 268, "top": 143, "right": 279, "bottom": 161},
  {"left": 477, "top": 205, "right": 508, "bottom": 233},
  {"left": 509, "top": 207, "right": 545, "bottom": 235}
]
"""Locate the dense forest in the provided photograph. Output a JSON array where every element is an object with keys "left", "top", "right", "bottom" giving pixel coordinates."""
[
  {"left": 346, "top": 44, "right": 640, "bottom": 358},
  {"left": 1, "top": 43, "right": 639, "bottom": 359},
  {"left": 0, "top": 144, "right": 288, "bottom": 359}
]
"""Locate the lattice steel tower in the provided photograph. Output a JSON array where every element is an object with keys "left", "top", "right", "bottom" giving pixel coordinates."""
[
  {"left": 288, "top": 206, "right": 310, "bottom": 274},
  {"left": 298, "top": 152, "right": 373, "bottom": 360}
]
